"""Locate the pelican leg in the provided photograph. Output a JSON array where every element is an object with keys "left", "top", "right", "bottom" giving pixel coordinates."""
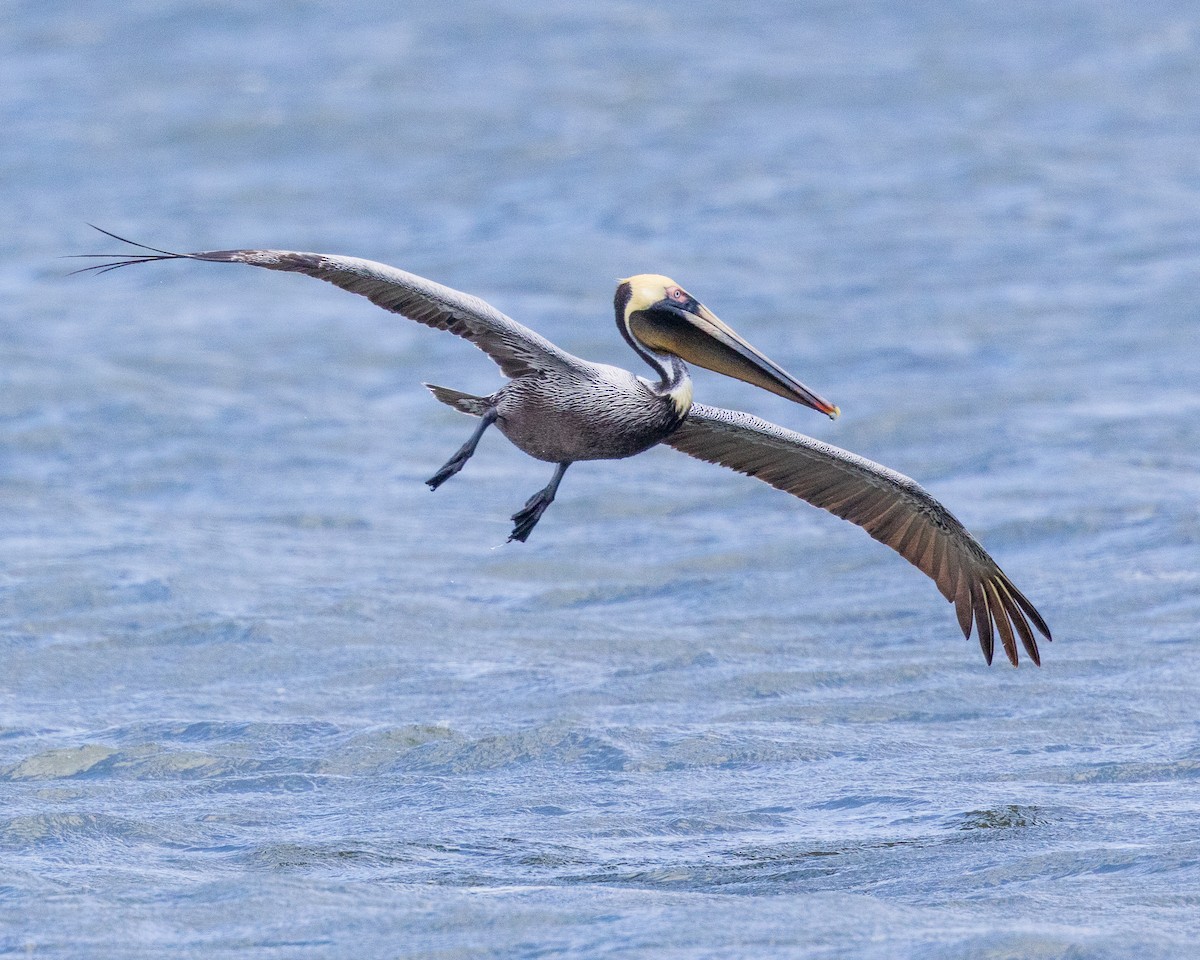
[
  {"left": 426, "top": 407, "right": 499, "bottom": 491},
  {"left": 508, "top": 462, "right": 571, "bottom": 543}
]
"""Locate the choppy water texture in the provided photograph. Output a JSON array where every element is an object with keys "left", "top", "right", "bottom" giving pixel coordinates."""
[{"left": 4, "top": 1, "right": 1200, "bottom": 956}]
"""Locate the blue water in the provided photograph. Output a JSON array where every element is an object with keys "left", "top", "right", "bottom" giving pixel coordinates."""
[{"left": 4, "top": 0, "right": 1200, "bottom": 956}]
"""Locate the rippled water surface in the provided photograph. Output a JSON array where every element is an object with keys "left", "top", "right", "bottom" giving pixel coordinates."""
[{"left": 4, "top": 1, "right": 1200, "bottom": 956}]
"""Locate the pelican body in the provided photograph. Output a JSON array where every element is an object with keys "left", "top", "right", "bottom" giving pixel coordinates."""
[{"left": 74, "top": 228, "right": 1051, "bottom": 666}]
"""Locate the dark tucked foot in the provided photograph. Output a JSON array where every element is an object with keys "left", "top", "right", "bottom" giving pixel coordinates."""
[
  {"left": 426, "top": 455, "right": 468, "bottom": 491},
  {"left": 508, "top": 493, "right": 553, "bottom": 543},
  {"left": 425, "top": 408, "right": 498, "bottom": 491},
  {"left": 507, "top": 462, "right": 570, "bottom": 544}
]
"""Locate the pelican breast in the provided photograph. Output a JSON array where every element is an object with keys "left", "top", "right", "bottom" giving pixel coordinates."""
[{"left": 495, "top": 362, "right": 684, "bottom": 463}]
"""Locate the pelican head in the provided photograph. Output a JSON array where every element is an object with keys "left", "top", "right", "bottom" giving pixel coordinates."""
[{"left": 614, "top": 275, "right": 840, "bottom": 419}]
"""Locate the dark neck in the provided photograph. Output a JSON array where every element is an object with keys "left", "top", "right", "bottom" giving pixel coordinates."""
[
  {"left": 647, "top": 352, "right": 688, "bottom": 397},
  {"left": 640, "top": 349, "right": 693, "bottom": 418},
  {"left": 621, "top": 330, "right": 689, "bottom": 397}
]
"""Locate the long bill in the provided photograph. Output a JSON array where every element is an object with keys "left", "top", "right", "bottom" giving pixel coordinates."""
[{"left": 629, "top": 303, "right": 840, "bottom": 419}]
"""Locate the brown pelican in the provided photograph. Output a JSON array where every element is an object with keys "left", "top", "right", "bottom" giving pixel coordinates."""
[{"left": 73, "top": 228, "right": 1052, "bottom": 666}]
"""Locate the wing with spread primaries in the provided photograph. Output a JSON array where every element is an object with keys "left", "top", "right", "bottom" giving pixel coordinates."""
[
  {"left": 73, "top": 230, "right": 583, "bottom": 381},
  {"left": 665, "top": 403, "right": 1051, "bottom": 666}
]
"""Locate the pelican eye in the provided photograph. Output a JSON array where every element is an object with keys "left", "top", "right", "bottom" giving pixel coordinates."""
[{"left": 668, "top": 287, "right": 688, "bottom": 303}]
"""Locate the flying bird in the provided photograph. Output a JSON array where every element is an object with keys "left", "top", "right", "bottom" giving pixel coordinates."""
[{"left": 72, "top": 227, "right": 1051, "bottom": 666}]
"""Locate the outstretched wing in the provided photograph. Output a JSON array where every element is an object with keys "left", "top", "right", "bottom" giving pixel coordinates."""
[
  {"left": 665, "top": 403, "right": 1051, "bottom": 666},
  {"left": 72, "top": 228, "right": 583, "bottom": 381}
]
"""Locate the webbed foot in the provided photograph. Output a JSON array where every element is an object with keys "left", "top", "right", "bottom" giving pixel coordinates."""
[
  {"left": 507, "top": 462, "right": 570, "bottom": 543},
  {"left": 426, "top": 407, "right": 498, "bottom": 491}
]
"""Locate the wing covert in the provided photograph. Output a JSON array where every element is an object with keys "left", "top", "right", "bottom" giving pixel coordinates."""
[{"left": 195, "top": 250, "right": 584, "bottom": 380}]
